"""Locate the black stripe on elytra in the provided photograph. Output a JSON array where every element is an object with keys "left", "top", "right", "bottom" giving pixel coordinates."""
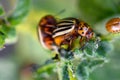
[
  {"left": 53, "top": 27, "right": 72, "bottom": 34},
  {"left": 57, "top": 20, "right": 73, "bottom": 24},
  {"left": 57, "top": 23, "right": 73, "bottom": 28}
]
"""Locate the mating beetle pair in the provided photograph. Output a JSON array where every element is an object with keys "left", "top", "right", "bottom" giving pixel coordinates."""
[{"left": 38, "top": 15, "right": 94, "bottom": 54}]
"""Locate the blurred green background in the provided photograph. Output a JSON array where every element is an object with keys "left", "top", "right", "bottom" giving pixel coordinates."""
[{"left": 0, "top": 0, "right": 120, "bottom": 80}]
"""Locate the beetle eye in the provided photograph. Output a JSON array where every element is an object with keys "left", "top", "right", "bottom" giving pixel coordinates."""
[{"left": 82, "top": 32, "right": 84, "bottom": 34}]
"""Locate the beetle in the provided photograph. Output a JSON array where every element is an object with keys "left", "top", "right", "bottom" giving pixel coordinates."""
[
  {"left": 38, "top": 15, "right": 94, "bottom": 53},
  {"left": 106, "top": 18, "right": 120, "bottom": 33},
  {"left": 38, "top": 15, "right": 57, "bottom": 50}
]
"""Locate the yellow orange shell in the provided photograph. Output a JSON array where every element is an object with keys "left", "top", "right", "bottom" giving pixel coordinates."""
[
  {"left": 38, "top": 15, "right": 56, "bottom": 50},
  {"left": 106, "top": 18, "right": 120, "bottom": 33}
]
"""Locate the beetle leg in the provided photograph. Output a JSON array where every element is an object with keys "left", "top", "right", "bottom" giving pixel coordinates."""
[
  {"left": 52, "top": 53, "right": 60, "bottom": 61},
  {"left": 79, "top": 37, "right": 86, "bottom": 51},
  {"left": 68, "top": 39, "right": 73, "bottom": 50},
  {"left": 64, "top": 33, "right": 74, "bottom": 50},
  {"left": 79, "top": 37, "right": 84, "bottom": 46}
]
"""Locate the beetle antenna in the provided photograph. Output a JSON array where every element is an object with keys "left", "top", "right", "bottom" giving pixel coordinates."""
[{"left": 55, "top": 9, "right": 66, "bottom": 16}]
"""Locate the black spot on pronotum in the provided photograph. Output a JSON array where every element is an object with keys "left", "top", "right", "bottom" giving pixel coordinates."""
[{"left": 82, "top": 32, "right": 84, "bottom": 34}]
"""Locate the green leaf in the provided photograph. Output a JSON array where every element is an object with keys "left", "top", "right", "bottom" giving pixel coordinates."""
[
  {"left": 8, "top": 0, "right": 31, "bottom": 25},
  {"left": 0, "top": 31, "right": 6, "bottom": 48},
  {"left": 62, "top": 62, "right": 77, "bottom": 80},
  {"left": 5, "top": 27, "right": 17, "bottom": 44},
  {"left": 0, "top": 5, "right": 4, "bottom": 16},
  {"left": 84, "top": 40, "right": 96, "bottom": 56},
  {"left": 96, "top": 41, "right": 113, "bottom": 57},
  {"left": 0, "top": 25, "right": 11, "bottom": 35},
  {"left": 68, "top": 65, "right": 77, "bottom": 80},
  {"left": 34, "top": 63, "right": 57, "bottom": 80},
  {"left": 78, "top": 0, "right": 120, "bottom": 25},
  {"left": 62, "top": 64, "right": 69, "bottom": 80},
  {"left": 76, "top": 62, "right": 89, "bottom": 80},
  {"left": 36, "top": 63, "right": 56, "bottom": 74},
  {"left": 0, "top": 25, "right": 11, "bottom": 48},
  {"left": 88, "top": 58, "right": 106, "bottom": 71}
]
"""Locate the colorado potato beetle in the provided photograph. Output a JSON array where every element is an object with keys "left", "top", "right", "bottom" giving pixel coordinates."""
[
  {"left": 38, "top": 15, "right": 57, "bottom": 50},
  {"left": 38, "top": 15, "right": 94, "bottom": 53},
  {"left": 106, "top": 18, "right": 120, "bottom": 33}
]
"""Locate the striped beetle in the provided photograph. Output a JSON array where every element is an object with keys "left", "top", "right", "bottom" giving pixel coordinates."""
[{"left": 38, "top": 15, "right": 94, "bottom": 53}]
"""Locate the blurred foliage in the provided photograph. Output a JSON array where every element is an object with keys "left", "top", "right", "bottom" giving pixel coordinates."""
[
  {"left": 34, "top": 63, "right": 57, "bottom": 80},
  {"left": 78, "top": 0, "right": 120, "bottom": 25},
  {"left": 0, "top": 0, "right": 30, "bottom": 47},
  {"left": 0, "top": 0, "right": 120, "bottom": 80},
  {"left": 0, "top": 5, "right": 4, "bottom": 15},
  {"left": 8, "top": 0, "right": 30, "bottom": 26},
  {"left": 33, "top": 37, "right": 112, "bottom": 80}
]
